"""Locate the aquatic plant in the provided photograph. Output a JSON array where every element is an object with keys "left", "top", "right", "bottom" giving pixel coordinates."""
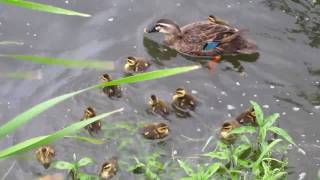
[
  {"left": 0, "top": 0, "right": 91, "bottom": 17},
  {"left": 52, "top": 154, "right": 97, "bottom": 180},
  {"left": 1, "top": 54, "right": 114, "bottom": 70}
]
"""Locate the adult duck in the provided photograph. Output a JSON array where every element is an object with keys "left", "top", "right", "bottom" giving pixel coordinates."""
[{"left": 144, "top": 16, "right": 257, "bottom": 57}]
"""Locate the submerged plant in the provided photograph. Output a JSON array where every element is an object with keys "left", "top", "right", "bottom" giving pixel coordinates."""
[{"left": 52, "top": 154, "right": 97, "bottom": 180}]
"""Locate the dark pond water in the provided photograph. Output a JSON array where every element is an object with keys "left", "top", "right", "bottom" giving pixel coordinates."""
[{"left": 0, "top": 0, "right": 319, "bottom": 179}]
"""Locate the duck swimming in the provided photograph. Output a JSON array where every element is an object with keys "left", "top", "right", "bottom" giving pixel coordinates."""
[
  {"left": 235, "top": 107, "right": 257, "bottom": 126},
  {"left": 35, "top": 146, "right": 56, "bottom": 169},
  {"left": 140, "top": 122, "right": 170, "bottom": 140},
  {"left": 220, "top": 120, "right": 240, "bottom": 142},
  {"left": 148, "top": 94, "right": 170, "bottom": 117},
  {"left": 101, "top": 74, "right": 122, "bottom": 99},
  {"left": 124, "top": 56, "right": 151, "bottom": 73},
  {"left": 172, "top": 88, "right": 197, "bottom": 117},
  {"left": 144, "top": 16, "right": 257, "bottom": 57},
  {"left": 81, "top": 107, "right": 102, "bottom": 133},
  {"left": 99, "top": 157, "right": 118, "bottom": 180}
]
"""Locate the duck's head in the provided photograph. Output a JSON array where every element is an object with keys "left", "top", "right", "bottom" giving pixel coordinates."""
[
  {"left": 145, "top": 19, "right": 181, "bottom": 35},
  {"left": 84, "top": 107, "right": 96, "bottom": 118},
  {"left": 149, "top": 94, "right": 159, "bottom": 106},
  {"left": 35, "top": 146, "right": 56, "bottom": 169},
  {"left": 100, "top": 157, "right": 118, "bottom": 179},
  {"left": 208, "top": 15, "right": 217, "bottom": 23},
  {"left": 175, "top": 88, "right": 186, "bottom": 98},
  {"left": 155, "top": 122, "right": 170, "bottom": 136},
  {"left": 220, "top": 120, "right": 239, "bottom": 141},
  {"left": 101, "top": 74, "right": 112, "bottom": 82},
  {"left": 126, "top": 56, "right": 138, "bottom": 66}
]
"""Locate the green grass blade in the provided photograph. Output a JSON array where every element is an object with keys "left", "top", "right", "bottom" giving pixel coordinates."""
[
  {"left": 205, "top": 163, "right": 220, "bottom": 178},
  {"left": 230, "top": 126, "right": 257, "bottom": 135},
  {"left": 0, "top": 71, "right": 42, "bottom": 80},
  {"left": 0, "top": 65, "right": 200, "bottom": 140},
  {"left": 64, "top": 136, "right": 104, "bottom": 145},
  {"left": 0, "top": 87, "right": 90, "bottom": 139},
  {"left": 0, "top": 0, "right": 91, "bottom": 17},
  {"left": 2, "top": 55, "right": 114, "bottom": 70},
  {"left": 0, "top": 41, "right": 24, "bottom": 45},
  {"left": 96, "top": 65, "right": 201, "bottom": 88},
  {"left": 250, "top": 101, "right": 264, "bottom": 126},
  {"left": 178, "top": 160, "right": 194, "bottom": 176},
  {"left": 254, "top": 139, "right": 282, "bottom": 167},
  {"left": 77, "top": 157, "right": 95, "bottom": 167},
  {"left": 52, "top": 160, "right": 75, "bottom": 170},
  {"left": 263, "top": 113, "right": 280, "bottom": 128},
  {"left": 0, "top": 109, "right": 123, "bottom": 159},
  {"left": 268, "top": 126, "right": 296, "bottom": 145}
]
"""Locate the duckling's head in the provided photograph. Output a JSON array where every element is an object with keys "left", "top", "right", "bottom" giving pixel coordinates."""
[
  {"left": 101, "top": 74, "right": 112, "bottom": 82},
  {"left": 35, "top": 146, "right": 56, "bottom": 169},
  {"left": 145, "top": 19, "right": 181, "bottom": 35},
  {"left": 208, "top": 15, "right": 217, "bottom": 23},
  {"left": 220, "top": 121, "right": 239, "bottom": 141},
  {"left": 156, "top": 123, "right": 170, "bottom": 136},
  {"left": 175, "top": 88, "right": 186, "bottom": 97},
  {"left": 126, "top": 56, "right": 138, "bottom": 66},
  {"left": 100, "top": 158, "right": 118, "bottom": 179},
  {"left": 85, "top": 107, "right": 96, "bottom": 118},
  {"left": 149, "top": 94, "right": 158, "bottom": 106}
]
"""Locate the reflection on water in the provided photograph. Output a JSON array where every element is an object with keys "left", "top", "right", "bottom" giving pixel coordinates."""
[{"left": 264, "top": 0, "right": 320, "bottom": 47}]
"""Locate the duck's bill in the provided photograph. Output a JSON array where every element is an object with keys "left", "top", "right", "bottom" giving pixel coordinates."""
[{"left": 144, "top": 22, "right": 158, "bottom": 33}]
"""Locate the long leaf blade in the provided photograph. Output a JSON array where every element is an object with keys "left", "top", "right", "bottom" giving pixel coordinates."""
[
  {"left": 263, "top": 113, "right": 280, "bottom": 128},
  {"left": 254, "top": 139, "right": 282, "bottom": 167},
  {"left": 268, "top": 126, "right": 295, "bottom": 145},
  {"left": 229, "top": 126, "right": 257, "bottom": 135},
  {"left": 3, "top": 55, "right": 114, "bottom": 70},
  {"left": 0, "top": 0, "right": 91, "bottom": 17},
  {"left": 250, "top": 101, "right": 264, "bottom": 126},
  {"left": 178, "top": 160, "right": 194, "bottom": 176},
  {"left": 0, "top": 109, "right": 123, "bottom": 159},
  {"left": 0, "top": 88, "right": 89, "bottom": 139}
]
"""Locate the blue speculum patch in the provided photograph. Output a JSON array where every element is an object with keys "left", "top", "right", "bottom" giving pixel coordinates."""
[{"left": 203, "top": 41, "right": 220, "bottom": 51}]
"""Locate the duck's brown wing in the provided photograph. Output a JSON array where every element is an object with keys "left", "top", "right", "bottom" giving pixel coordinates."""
[{"left": 179, "top": 21, "right": 237, "bottom": 56}]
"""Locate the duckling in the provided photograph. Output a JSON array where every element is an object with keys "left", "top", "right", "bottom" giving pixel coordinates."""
[
  {"left": 99, "top": 157, "right": 118, "bottom": 180},
  {"left": 124, "top": 56, "right": 151, "bottom": 73},
  {"left": 172, "top": 88, "right": 197, "bottom": 111},
  {"left": 235, "top": 107, "right": 257, "bottom": 126},
  {"left": 145, "top": 17, "right": 257, "bottom": 57},
  {"left": 208, "top": 15, "right": 231, "bottom": 26},
  {"left": 101, "top": 74, "right": 122, "bottom": 99},
  {"left": 220, "top": 120, "right": 240, "bottom": 142},
  {"left": 81, "top": 107, "right": 102, "bottom": 133},
  {"left": 35, "top": 146, "right": 56, "bottom": 169},
  {"left": 148, "top": 94, "right": 170, "bottom": 117},
  {"left": 140, "top": 122, "right": 170, "bottom": 140}
]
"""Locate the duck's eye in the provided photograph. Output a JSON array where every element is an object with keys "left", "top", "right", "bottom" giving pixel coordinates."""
[
  {"left": 103, "top": 164, "right": 112, "bottom": 171},
  {"left": 127, "top": 59, "right": 136, "bottom": 65},
  {"left": 157, "top": 126, "right": 168, "bottom": 133},
  {"left": 222, "top": 123, "right": 232, "bottom": 130}
]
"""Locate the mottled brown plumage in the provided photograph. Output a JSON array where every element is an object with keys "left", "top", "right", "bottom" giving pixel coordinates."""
[
  {"left": 140, "top": 122, "right": 170, "bottom": 140},
  {"left": 145, "top": 17, "right": 257, "bottom": 57},
  {"left": 148, "top": 94, "right": 170, "bottom": 117},
  {"left": 35, "top": 146, "right": 56, "bottom": 169},
  {"left": 220, "top": 120, "right": 240, "bottom": 141},
  {"left": 99, "top": 157, "right": 118, "bottom": 180},
  {"left": 124, "top": 56, "right": 151, "bottom": 73},
  {"left": 101, "top": 74, "right": 122, "bottom": 99},
  {"left": 235, "top": 107, "right": 257, "bottom": 126},
  {"left": 172, "top": 88, "right": 197, "bottom": 111},
  {"left": 81, "top": 107, "right": 102, "bottom": 133}
]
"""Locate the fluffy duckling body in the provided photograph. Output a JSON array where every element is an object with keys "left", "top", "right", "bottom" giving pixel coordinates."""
[
  {"left": 148, "top": 94, "right": 170, "bottom": 117},
  {"left": 145, "top": 17, "right": 257, "bottom": 57},
  {"left": 101, "top": 74, "right": 122, "bottom": 99},
  {"left": 82, "top": 107, "right": 102, "bottom": 133},
  {"left": 124, "top": 56, "right": 151, "bottom": 73},
  {"left": 35, "top": 146, "right": 56, "bottom": 169},
  {"left": 235, "top": 107, "right": 257, "bottom": 126},
  {"left": 172, "top": 88, "right": 197, "bottom": 110},
  {"left": 220, "top": 120, "right": 240, "bottom": 142},
  {"left": 99, "top": 157, "right": 118, "bottom": 180},
  {"left": 140, "top": 122, "right": 170, "bottom": 140}
]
